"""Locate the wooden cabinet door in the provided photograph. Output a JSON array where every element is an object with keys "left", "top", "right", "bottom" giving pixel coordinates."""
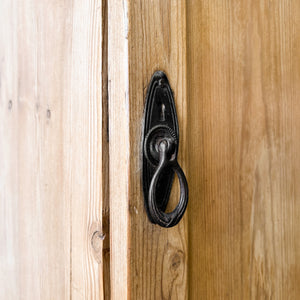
[
  {"left": 1, "top": 0, "right": 299, "bottom": 299},
  {"left": 0, "top": 0, "right": 109, "bottom": 299},
  {"left": 109, "top": 1, "right": 300, "bottom": 299}
]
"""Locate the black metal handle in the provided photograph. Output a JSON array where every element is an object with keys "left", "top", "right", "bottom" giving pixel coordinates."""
[
  {"left": 148, "top": 139, "right": 188, "bottom": 227},
  {"left": 142, "top": 71, "right": 188, "bottom": 228}
]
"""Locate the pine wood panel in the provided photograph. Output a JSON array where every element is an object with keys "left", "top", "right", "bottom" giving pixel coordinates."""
[
  {"left": 107, "top": 0, "right": 130, "bottom": 298},
  {"left": 108, "top": 0, "right": 188, "bottom": 299},
  {"left": 110, "top": 0, "right": 300, "bottom": 299},
  {"left": 0, "top": 0, "right": 108, "bottom": 298},
  {"left": 187, "top": 0, "right": 300, "bottom": 299},
  {"left": 128, "top": 1, "right": 188, "bottom": 298}
]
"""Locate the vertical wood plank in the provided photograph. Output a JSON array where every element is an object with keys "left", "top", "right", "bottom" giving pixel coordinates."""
[
  {"left": 0, "top": 0, "right": 108, "bottom": 299},
  {"left": 0, "top": 1, "right": 72, "bottom": 298},
  {"left": 128, "top": 1, "right": 188, "bottom": 299},
  {"left": 107, "top": 0, "right": 129, "bottom": 298},
  {"left": 187, "top": 0, "right": 300, "bottom": 298},
  {"left": 108, "top": 0, "right": 188, "bottom": 299},
  {"left": 68, "top": 0, "right": 108, "bottom": 298}
]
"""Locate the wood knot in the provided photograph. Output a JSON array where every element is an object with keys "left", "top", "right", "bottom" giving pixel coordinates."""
[
  {"left": 170, "top": 252, "right": 182, "bottom": 271},
  {"left": 46, "top": 109, "right": 51, "bottom": 119},
  {"left": 8, "top": 100, "right": 12, "bottom": 110},
  {"left": 91, "top": 231, "right": 105, "bottom": 263},
  {"left": 91, "top": 231, "right": 105, "bottom": 251},
  {"left": 161, "top": 246, "right": 185, "bottom": 299}
]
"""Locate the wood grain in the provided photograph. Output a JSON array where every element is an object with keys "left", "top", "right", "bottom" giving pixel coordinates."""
[
  {"left": 107, "top": 0, "right": 130, "bottom": 298},
  {"left": 0, "top": 0, "right": 108, "bottom": 298},
  {"left": 2, "top": 0, "right": 299, "bottom": 299},
  {"left": 110, "top": 0, "right": 300, "bottom": 299},
  {"left": 108, "top": 0, "right": 188, "bottom": 299},
  {"left": 127, "top": 1, "right": 189, "bottom": 298},
  {"left": 187, "top": 0, "right": 300, "bottom": 299}
]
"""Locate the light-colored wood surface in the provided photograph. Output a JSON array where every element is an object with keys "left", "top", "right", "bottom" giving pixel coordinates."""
[
  {"left": 1, "top": 0, "right": 300, "bottom": 299},
  {"left": 187, "top": 0, "right": 300, "bottom": 299},
  {"left": 107, "top": 0, "right": 129, "bottom": 298},
  {"left": 0, "top": 0, "right": 108, "bottom": 298}
]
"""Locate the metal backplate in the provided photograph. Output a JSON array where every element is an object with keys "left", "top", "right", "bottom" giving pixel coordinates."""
[{"left": 142, "top": 71, "right": 179, "bottom": 223}]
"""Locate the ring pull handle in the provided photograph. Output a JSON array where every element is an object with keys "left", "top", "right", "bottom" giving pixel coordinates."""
[
  {"left": 142, "top": 71, "right": 189, "bottom": 228},
  {"left": 148, "top": 140, "right": 188, "bottom": 228}
]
